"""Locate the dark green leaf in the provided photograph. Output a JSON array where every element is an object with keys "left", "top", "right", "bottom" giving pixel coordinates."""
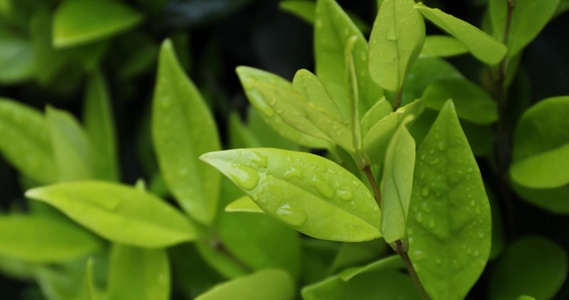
[
  {"left": 512, "top": 182, "right": 569, "bottom": 214},
  {"left": 0, "top": 27, "right": 34, "bottom": 83},
  {"left": 407, "top": 100, "right": 491, "bottom": 300},
  {"left": 228, "top": 112, "right": 262, "bottom": 149},
  {"left": 329, "top": 240, "right": 387, "bottom": 274},
  {"left": 201, "top": 149, "right": 381, "bottom": 242},
  {"left": 339, "top": 255, "right": 404, "bottom": 281},
  {"left": 25, "top": 181, "right": 198, "bottom": 247},
  {"left": 76, "top": 259, "right": 100, "bottom": 300},
  {"left": 153, "top": 39, "right": 221, "bottom": 225}
]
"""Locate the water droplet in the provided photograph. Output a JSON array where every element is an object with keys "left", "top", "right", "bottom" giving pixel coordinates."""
[
  {"left": 470, "top": 200, "right": 475, "bottom": 207},
  {"left": 337, "top": 187, "right": 354, "bottom": 201},
  {"left": 283, "top": 167, "right": 302, "bottom": 179},
  {"left": 468, "top": 167, "right": 473, "bottom": 173},
  {"left": 429, "top": 158, "right": 439, "bottom": 165},
  {"left": 420, "top": 154, "right": 426, "bottom": 160},
  {"left": 473, "top": 250, "right": 480, "bottom": 257},
  {"left": 435, "top": 258, "right": 442, "bottom": 264},
  {"left": 421, "top": 202, "right": 432, "bottom": 213},
  {"left": 310, "top": 176, "right": 334, "bottom": 198},
  {"left": 276, "top": 203, "right": 307, "bottom": 226},
  {"left": 438, "top": 142, "right": 446, "bottom": 151},
  {"left": 315, "top": 19, "right": 323, "bottom": 28},
  {"left": 407, "top": 227, "right": 414, "bottom": 235},
  {"left": 413, "top": 250, "right": 427, "bottom": 261},
  {"left": 415, "top": 213, "right": 423, "bottom": 223},
  {"left": 421, "top": 187, "right": 430, "bottom": 197},
  {"left": 428, "top": 219, "right": 436, "bottom": 229},
  {"left": 478, "top": 232, "right": 485, "bottom": 239},
  {"left": 229, "top": 165, "right": 260, "bottom": 190}
]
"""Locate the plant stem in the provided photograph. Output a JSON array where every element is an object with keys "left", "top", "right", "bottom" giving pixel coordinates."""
[
  {"left": 363, "top": 165, "right": 381, "bottom": 207},
  {"left": 209, "top": 231, "right": 254, "bottom": 273},
  {"left": 392, "top": 88, "right": 403, "bottom": 111},
  {"left": 395, "top": 240, "right": 430, "bottom": 300}
]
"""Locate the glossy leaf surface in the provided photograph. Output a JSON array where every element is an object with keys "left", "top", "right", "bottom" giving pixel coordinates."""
[
  {"left": 510, "top": 97, "right": 569, "bottom": 188},
  {"left": 153, "top": 39, "right": 221, "bottom": 225},
  {"left": 225, "top": 196, "right": 263, "bottom": 213},
  {"left": 369, "top": 0, "right": 425, "bottom": 92},
  {"left": 83, "top": 71, "right": 119, "bottom": 181},
  {"left": 489, "top": 237, "right": 567, "bottom": 300},
  {"left": 201, "top": 149, "right": 381, "bottom": 242},
  {"left": 361, "top": 98, "right": 392, "bottom": 135},
  {"left": 420, "top": 35, "right": 468, "bottom": 57},
  {"left": 381, "top": 119, "right": 415, "bottom": 243},
  {"left": 26, "top": 181, "right": 197, "bottom": 247},
  {"left": 415, "top": 3, "right": 507, "bottom": 65},
  {"left": 490, "top": 0, "right": 559, "bottom": 56},
  {"left": 236, "top": 66, "right": 330, "bottom": 149},
  {"left": 422, "top": 78, "right": 498, "bottom": 124},
  {"left": 0, "top": 98, "right": 58, "bottom": 184},
  {"left": 107, "top": 244, "right": 170, "bottom": 300},
  {"left": 0, "top": 215, "right": 101, "bottom": 263},
  {"left": 53, "top": 0, "right": 143, "bottom": 48},
  {"left": 196, "top": 269, "right": 294, "bottom": 300},
  {"left": 407, "top": 100, "right": 491, "bottom": 300}
]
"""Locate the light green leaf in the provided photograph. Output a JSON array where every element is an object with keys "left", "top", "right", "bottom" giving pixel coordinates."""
[
  {"left": 228, "top": 112, "right": 262, "bottom": 149},
  {"left": 422, "top": 78, "right": 498, "bottom": 124},
  {"left": 251, "top": 81, "right": 354, "bottom": 153},
  {"left": 46, "top": 106, "right": 96, "bottom": 182},
  {"left": 381, "top": 118, "right": 415, "bottom": 243},
  {"left": 361, "top": 97, "right": 392, "bottom": 135},
  {"left": 369, "top": 0, "right": 425, "bottom": 92},
  {"left": 415, "top": 3, "right": 507, "bottom": 65},
  {"left": 53, "top": 0, "right": 143, "bottom": 48},
  {"left": 315, "top": 0, "right": 380, "bottom": 116},
  {"left": 292, "top": 69, "right": 343, "bottom": 121},
  {"left": 363, "top": 100, "right": 424, "bottom": 166},
  {"left": 201, "top": 149, "right": 381, "bottom": 242},
  {"left": 489, "top": 237, "right": 567, "bottom": 300},
  {"left": 345, "top": 35, "right": 364, "bottom": 160},
  {"left": 302, "top": 270, "right": 420, "bottom": 300},
  {"left": 236, "top": 66, "right": 331, "bottom": 149},
  {"left": 107, "top": 244, "right": 170, "bottom": 300},
  {"left": 196, "top": 269, "right": 295, "bottom": 300},
  {"left": 511, "top": 97, "right": 569, "bottom": 188},
  {"left": 420, "top": 35, "right": 469, "bottom": 57},
  {"left": 339, "top": 255, "right": 404, "bottom": 281},
  {"left": 0, "top": 98, "right": 58, "bottom": 184},
  {"left": 407, "top": 100, "right": 491, "bottom": 300},
  {"left": 225, "top": 196, "right": 263, "bottom": 213},
  {"left": 83, "top": 70, "right": 120, "bottom": 181},
  {"left": 0, "top": 215, "right": 101, "bottom": 263},
  {"left": 76, "top": 259, "right": 100, "bottom": 300},
  {"left": 25, "top": 181, "right": 197, "bottom": 248},
  {"left": 0, "top": 27, "right": 34, "bottom": 83},
  {"left": 490, "top": 0, "right": 559, "bottom": 56},
  {"left": 153, "top": 39, "right": 221, "bottom": 225}
]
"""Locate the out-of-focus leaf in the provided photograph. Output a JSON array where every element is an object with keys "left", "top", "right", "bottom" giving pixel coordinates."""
[
  {"left": 339, "top": 255, "right": 404, "bottom": 281},
  {"left": 0, "top": 27, "right": 34, "bottom": 83},
  {"left": 228, "top": 112, "right": 262, "bottom": 149},
  {"left": 513, "top": 182, "right": 569, "bottom": 214},
  {"left": 164, "top": 0, "right": 255, "bottom": 29},
  {"left": 329, "top": 240, "right": 387, "bottom": 274},
  {"left": 420, "top": 35, "right": 468, "bottom": 58}
]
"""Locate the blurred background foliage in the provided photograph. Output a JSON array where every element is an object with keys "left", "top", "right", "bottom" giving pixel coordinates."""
[{"left": 0, "top": 0, "right": 568, "bottom": 298}]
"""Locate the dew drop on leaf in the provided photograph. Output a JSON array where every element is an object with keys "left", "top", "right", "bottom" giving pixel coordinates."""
[
  {"left": 276, "top": 203, "right": 307, "bottom": 226},
  {"left": 229, "top": 165, "right": 260, "bottom": 190}
]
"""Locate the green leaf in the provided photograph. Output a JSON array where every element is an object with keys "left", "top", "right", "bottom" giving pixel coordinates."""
[
  {"left": 339, "top": 255, "right": 404, "bottom": 281},
  {"left": 301, "top": 239, "right": 340, "bottom": 284},
  {"left": 0, "top": 98, "right": 58, "bottom": 184},
  {"left": 236, "top": 66, "right": 330, "bottom": 149},
  {"left": 251, "top": 81, "right": 354, "bottom": 153},
  {"left": 301, "top": 270, "right": 420, "bottom": 300},
  {"left": 225, "top": 196, "right": 263, "bottom": 213},
  {"left": 369, "top": 0, "right": 425, "bottom": 92},
  {"left": 315, "top": 0, "right": 380, "bottom": 116},
  {"left": 76, "top": 259, "right": 100, "bottom": 300},
  {"left": 83, "top": 70, "right": 120, "bottom": 181},
  {"left": 228, "top": 112, "right": 262, "bottom": 149},
  {"left": 415, "top": 3, "right": 507, "bottom": 65},
  {"left": 292, "top": 69, "right": 343, "bottom": 121},
  {"left": 512, "top": 182, "right": 569, "bottom": 214},
  {"left": 345, "top": 35, "right": 364, "bottom": 159},
  {"left": 381, "top": 118, "right": 415, "bottom": 243},
  {"left": 195, "top": 269, "right": 295, "bottom": 300},
  {"left": 107, "top": 244, "right": 170, "bottom": 300},
  {"left": 25, "top": 181, "right": 197, "bottom": 248},
  {"left": 407, "top": 100, "right": 491, "bottom": 300},
  {"left": 490, "top": 0, "right": 560, "bottom": 56},
  {"left": 195, "top": 240, "right": 249, "bottom": 279},
  {"left": 46, "top": 106, "right": 96, "bottom": 182},
  {"left": 510, "top": 97, "right": 569, "bottom": 188},
  {"left": 422, "top": 78, "right": 498, "bottom": 124},
  {"left": 201, "top": 149, "right": 381, "bottom": 242},
  {"left": 53, "top": 0, "right": 143, "bottom": 48},
  {"left": 363, "top": 100, "right": 424, "bottom": 166},
  {"left": 489, "top": 237, "right": 568, "bottom": 300},
  {"left": 420, "top": 35, "right": 469, "bottom": 58},
  {"left": 361, "top": 97, "right": 392, "bottom": 136},
  {"left": 517, "top": 296, "right": 536, "bottom": 300},
  {"left": 0, "top": 27, "right": 34, "bottom": 84},
  {"left": 0, "top": 215, "right": 101, "bottom": 263},
  {"left": 153, "top": 39, "right": 221, "bottom": 225},
  {"left": 329, "top": 240, "right": 387, "bottom": 274}
]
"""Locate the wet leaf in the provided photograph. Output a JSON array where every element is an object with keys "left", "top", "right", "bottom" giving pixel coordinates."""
[
  {"left": 195, "top": 269, "right": 294, "bottom": 300},
  {"left": 369, "top": 0, "right": 425, "bottom": 92},
  {"left": 25, "top": 181, "right": 197, "bottom": 247},
  {"left": 0, "top": 215, "right": 101, "bottom": 263},
  {"left": 201, "top": 149, "right": 381, "bottom": 242},
  {"left": 489, "top": 237, "right": 567, "bottom": 300},
  {"left": 510, "top": 97, "right": 569, "bottom": 188},
  {"left": 407, "top": 100, "right": 491, "bottom": 300},
  {"left": 236, "top": 66, "right": 331, "bottom": 149},
  {"left": 415, "top": 3, "right": 507, "bottom": 65},
  {"left": 153, "top": 39, "right": 221, "bottom": 225},
  {"left": 422, "top": 78, "right": 498, "bottom": 124},
  {"left": 420, "top": 35, "right": 468, "bottom": 57},
  {"left": 490, "top": 0, "right": 560, "bottom": 56},
  {"left": 107, "top": 244, "right": 170, "bottom": 300},
  {"left": 381, "top": 118, "right": 415, "bottom": 243},
  {"left": 225, "top": 196, "right": 263, "bottom": 213},
  {"left": 0, "top": 98, "right": 58, "bottom": 184},
  {"left": 53, "top": 0, "right": 143, "bottom": 48}
]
